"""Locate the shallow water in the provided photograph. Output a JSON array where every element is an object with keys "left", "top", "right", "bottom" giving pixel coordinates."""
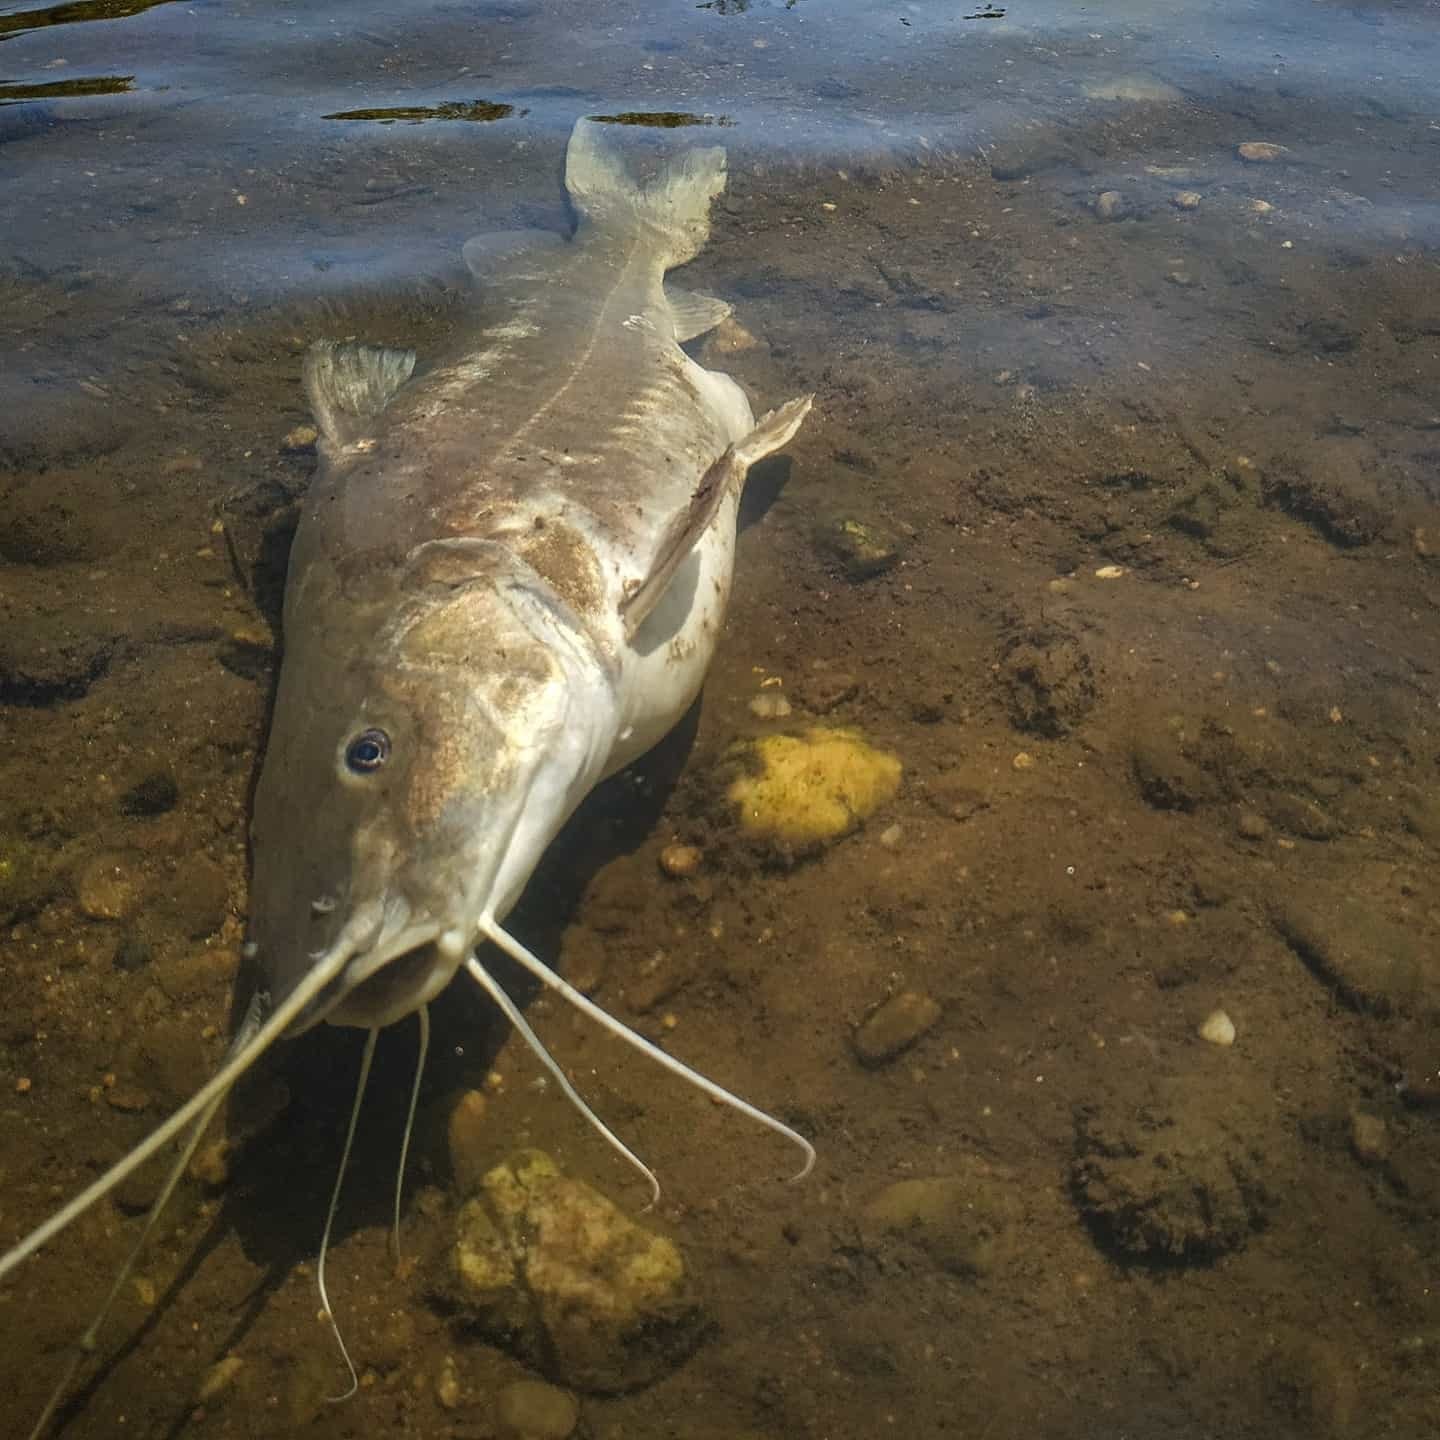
[{"left": 3, "top": 0, "right": 1440, "bottom": 1436}]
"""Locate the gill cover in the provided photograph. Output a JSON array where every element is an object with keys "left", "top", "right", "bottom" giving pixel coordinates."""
[{"left": 249, "top": 528, "right": 611, "bottom": 1034}]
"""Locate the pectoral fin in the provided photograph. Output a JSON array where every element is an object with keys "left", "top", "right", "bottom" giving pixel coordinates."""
[
  {"left": 304, "top": 340, "right": 416, "bottom": 453},
  {"left": 666, "top": 285, "right": 733, "bottom": 342},
  {"left": 619, "top": 394, "right": 813, "bottom": 642}
]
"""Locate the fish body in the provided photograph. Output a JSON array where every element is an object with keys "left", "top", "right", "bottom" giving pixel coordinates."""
[{"left": 250, "top": 118, "right": 810, "bottom": 1034}]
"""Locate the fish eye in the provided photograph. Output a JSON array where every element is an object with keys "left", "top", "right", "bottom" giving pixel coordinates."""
[{"left": 345, "top": 728, "right": 391, "bottom": 774}]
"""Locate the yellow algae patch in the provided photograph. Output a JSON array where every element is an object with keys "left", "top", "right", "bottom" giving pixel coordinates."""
[{"left": 727, "top": 726, "right": 902, "bottom": 848}]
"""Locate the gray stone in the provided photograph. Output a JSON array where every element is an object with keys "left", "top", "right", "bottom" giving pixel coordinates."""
[
  {"left": 497, "top": 1380, "right": 580, "bottom": 1439},
  {"left": 853, "top": 991, "right": 941, "bottom": 1066},
  {"left": 864, "top": 1166, "right": 1020, "bottom": 1277},
  {"left": 1094, "top": 190, "right": 1130, "bottom": 221},
  {"left": 1350, "top": 1111, "right": 1389, "bottom": 1166},
  {"left": 1238, "top": 141, "right": 1289, "bottom": 163}
]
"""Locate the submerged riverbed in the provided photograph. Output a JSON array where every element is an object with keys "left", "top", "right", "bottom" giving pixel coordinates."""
[{"left": 3, "top": 1, "right": 1440, "bottom": 1437}]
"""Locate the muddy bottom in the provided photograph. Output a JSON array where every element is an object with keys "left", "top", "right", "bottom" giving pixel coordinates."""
[{"left": 3, "top": 95, "right": 1440, "bottom": 1440}]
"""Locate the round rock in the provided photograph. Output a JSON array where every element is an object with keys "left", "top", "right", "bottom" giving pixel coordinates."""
[
  {"left": 1238, "top": 141, "right": 1289, "bottom": 163},
  {"left": 853, "top": 990, "right": 941, "bottom": 1066},
  {"left": 497, "top": 1379, "right": 579, "bottom": 1440},
  {"left": 657, "top": 843, "right": 702, "bottom": 879},
  {"left": 1094, "top": 190, "right": 1130, "bottom": 221},
  {"left": 864, "top": 1164, "right": 1021, "bottom": 1277},
  {"left": 1349, "top": 1111, "right": 1389, "bottom": 1166}
]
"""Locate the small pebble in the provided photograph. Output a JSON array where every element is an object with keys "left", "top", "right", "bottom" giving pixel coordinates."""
[
  {"left": 15, "top": 1076, "right": 32, "bottom": 1095},
  {"left": 1238, "top": 141, "right": 1288, "bottom": 163},
  {"left": 1094, "top": 190, "right": 1129, "bottom": 221},
  {"left": 706, "top": 317, "right": 761, "bottom": 354},
  {"left": 281, "top": 424, "right": 319, "bottom": 452},
  {"left": 191, "top": 1137, "right": 233, "bottom": 1188},
  {"left": 1249, "top": 198, "right": 1274, "bottom": 214},
  {"left": 1012, "top": 752, "right": 1035, "bottom": 771},
  {"left": 1349, "top": 1111, "right": 1389, "bottom": 1166},
  {"left": 749, "top": 692, "right": 792, "bottom": 719},
  {"left": 197, "top": 1356, "right": 243, "bottom": 1405},
  {"left": 1171, "top": 190, "right": 1202, "bottom": 210},
  {"left": 854, "top": 991, "right": 942, "bottom": 1066},
  {"left": 878, "top": 823, "right": 903, "bottom": 849},
  {"left": 436, "top": 1356, "right": 462, "bottom": 1410},
  {"left": 1094, "top": 564, "right": 1126, "bottom": 580},
  {"left": 658, "top": 843, "right": 702, "bottom": 879},
  {"left": 1198, "top": 1008, "right": 1236, "bottom": 1047}
]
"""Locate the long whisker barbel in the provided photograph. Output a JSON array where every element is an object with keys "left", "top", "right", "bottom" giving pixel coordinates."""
[
  {"left": 464, "top": 954, "right": 662, "bottom": 1207},
  {"left": 481, "top": 918, "right": 816, "bottom": 1181}
]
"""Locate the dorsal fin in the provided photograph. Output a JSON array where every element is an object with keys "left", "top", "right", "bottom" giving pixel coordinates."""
[
  {"left": 303, "top": 340, "right": 416, "bottom": 453},
  {"left": 620, "top": 394, "right": 813, "bottom": 642}
]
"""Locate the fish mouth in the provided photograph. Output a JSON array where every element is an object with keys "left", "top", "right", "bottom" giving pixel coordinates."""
[
  {"left": 323, "top": 936, "right": 457, "bottom": 1029},
  {"left": 289, "top": 904, "right": 468, "bottom": 1033}
]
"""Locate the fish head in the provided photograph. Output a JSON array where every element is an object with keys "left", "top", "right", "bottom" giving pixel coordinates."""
[{"left": 248, "top": 545, "right": 613, "bottom": 1033}]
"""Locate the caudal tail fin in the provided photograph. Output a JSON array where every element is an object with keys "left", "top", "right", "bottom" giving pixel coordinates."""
[{"left": 564, "top": 117, "right": 727, "bottom": 267}]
